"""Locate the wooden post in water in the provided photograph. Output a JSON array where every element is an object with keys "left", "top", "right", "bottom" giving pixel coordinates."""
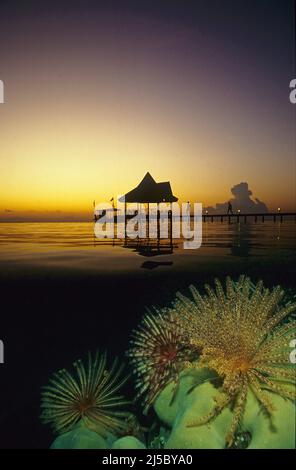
[
  {"left": 244, "top": 215, "right": 247, "bottom": 223},
  {"left": 169, "top": 203, "right": 173, "bottom": 247},
  {"left": 147, "top": 203, "right": 150, "bottom": 244},
  {"left": 157, "top": 206, "right": 160, "bottom": 247},
  {"left": 262, "top": 215, "right": 265, "bottom": 223},
  {"left": 255, "top": 215, "right": 257, "bottom": 223},
  {"left": 124, "top": 202, "right": 127, "bottom": 245}
]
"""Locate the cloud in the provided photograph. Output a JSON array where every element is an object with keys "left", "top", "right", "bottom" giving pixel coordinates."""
[{"left": 205, "top": 182, "right": 269, "bottom": 214}]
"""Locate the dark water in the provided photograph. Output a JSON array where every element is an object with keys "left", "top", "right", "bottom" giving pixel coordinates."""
[{"left": 0, "top": 221, "right": 295, "bottom": 448}]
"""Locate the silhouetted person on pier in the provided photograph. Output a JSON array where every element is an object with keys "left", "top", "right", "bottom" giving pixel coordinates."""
[{"left": 227, "top": 201, "right": 233, "bottom": 214}]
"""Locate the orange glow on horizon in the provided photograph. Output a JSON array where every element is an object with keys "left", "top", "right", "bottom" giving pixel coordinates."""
[{"left": 0, "top": 26, "right": 295, "bottom": 218}]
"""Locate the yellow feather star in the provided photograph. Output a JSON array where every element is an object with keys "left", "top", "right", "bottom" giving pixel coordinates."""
[{"left": 170, "top": 276, "right": 296, "bottom": 447}]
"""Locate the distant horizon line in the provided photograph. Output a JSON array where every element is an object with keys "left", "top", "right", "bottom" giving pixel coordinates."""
[{"left": 1, "top": 210, "right": 296, "bottom": 224}]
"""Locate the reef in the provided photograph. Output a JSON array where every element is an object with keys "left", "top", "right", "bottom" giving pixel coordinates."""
[
  {"left": 41, "top": 277, "right": 296, "bottom": 449},
  {"left": 153, "top": 368, "right": 295, "bottom": 449}
]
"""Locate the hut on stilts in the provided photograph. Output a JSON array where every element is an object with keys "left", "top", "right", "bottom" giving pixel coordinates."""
[{"left": 119, "top": 172, "right": 178, "bottom": 251}]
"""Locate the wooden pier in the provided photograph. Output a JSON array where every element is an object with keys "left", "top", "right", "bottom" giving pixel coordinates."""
[
  {"left": 96, "top": 211, "right": 296, "bottom": 224},
  {"left": 202, "top": 212, "right": 296, "bottom": 223}
]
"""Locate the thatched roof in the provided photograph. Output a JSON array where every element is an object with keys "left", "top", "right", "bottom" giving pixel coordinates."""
[{"left": 119, "top": 172, "right": 178, "bottom": 203}]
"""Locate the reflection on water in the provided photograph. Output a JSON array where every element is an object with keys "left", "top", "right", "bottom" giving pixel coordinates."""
[
  {"left": 0, "top": 221, "right": 295, "bottom": 274},
  {"left": 123, "top": 239, "right": 175, "bottom": 257},
  {"left": 141, "top": 260, "right": 173, "bottom": 270}
]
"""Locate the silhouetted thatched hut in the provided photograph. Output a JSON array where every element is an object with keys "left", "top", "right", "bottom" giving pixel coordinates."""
[{"left": 119, "top": 172, "right": 178, "bottom": 204}]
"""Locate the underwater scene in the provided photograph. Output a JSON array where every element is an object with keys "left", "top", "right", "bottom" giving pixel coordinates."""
[{"left": 0, "top": 220, "right": 295, "bottom": 449}]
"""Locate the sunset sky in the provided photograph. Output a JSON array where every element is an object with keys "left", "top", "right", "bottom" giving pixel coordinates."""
[{"left": 0, "top": 0, "right": 295, "bottom": 220}]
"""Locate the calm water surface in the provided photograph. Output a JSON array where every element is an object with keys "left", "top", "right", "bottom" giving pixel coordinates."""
[{"left": 0, "top": 221, "right": 295, "bottom": 278}]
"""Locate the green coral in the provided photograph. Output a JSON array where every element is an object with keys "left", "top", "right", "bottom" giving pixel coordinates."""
[
  {"left": 154, "top": 368, "right": 232, "bottom": 448},
  {"left": 50, "top": 421, "right": 108, "bottom": 449},
  {"left": 112, "top": 436, "right": 146, "bottom": 449},
  {"left": 243, "top": 388, "right": 295, "bottom": 449},
  {"left": 154, "top": 368, "right": 296, "bottom": 449}
]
